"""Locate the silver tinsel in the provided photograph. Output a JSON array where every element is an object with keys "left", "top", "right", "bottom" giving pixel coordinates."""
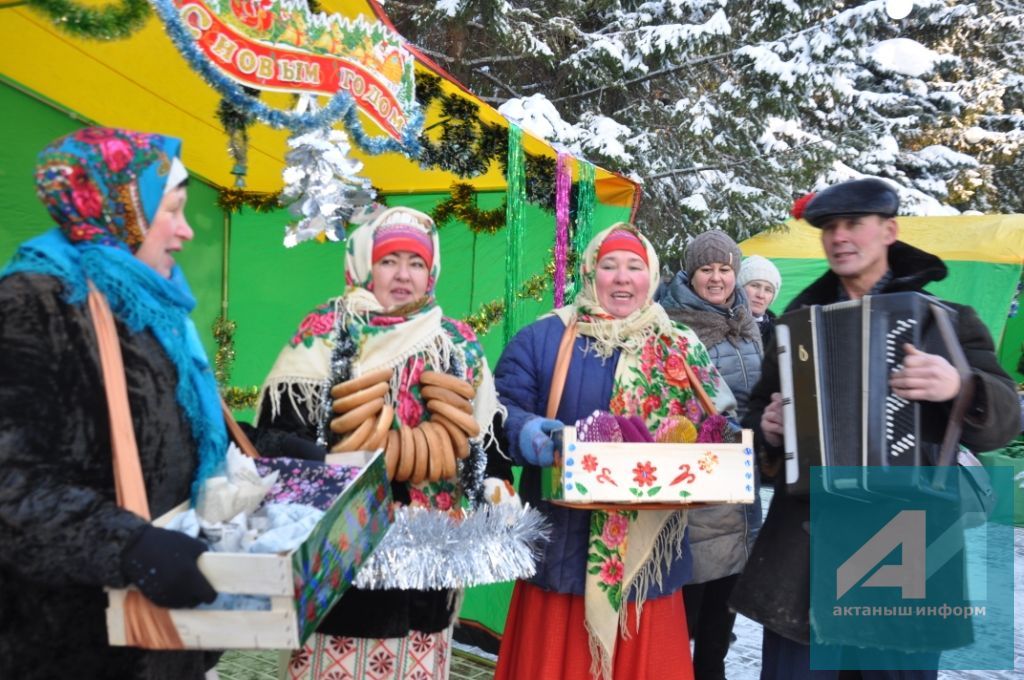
[
  {"left": 281, "top": 96, "right": 375, "bottom": 247},
  {"left": 353, "top": 503, "right": 549, "bottom": 591}
]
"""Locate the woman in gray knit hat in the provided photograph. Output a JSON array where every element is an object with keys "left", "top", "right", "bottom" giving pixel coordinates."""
[{"left": 658, "top": 229, "right": 764, "bottom": 680}]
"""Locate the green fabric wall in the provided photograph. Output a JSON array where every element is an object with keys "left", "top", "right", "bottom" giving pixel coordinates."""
[
  {"left": 766, "top": 258, "right": 1022, "bottom": 379},
  {"left": 0, "top": 79, "right": 226, "bottom": 360}
]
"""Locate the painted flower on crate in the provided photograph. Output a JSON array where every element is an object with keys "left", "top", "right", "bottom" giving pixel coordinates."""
[
  {"left": 357, "top": 505, "right": 368, "bottom": 527},
  {"left": 600, "top": 554, "right": 624, "bottom": 586},
  {"left": 433, "top": 491, "right": 453, "bottom": 511},
  {"left": 581, "top": 454, "right": 598, "bottom": 473},
  {"left": 337, "top": 533, "right": 350, "bottom": 552},
  {"left": 408, "top": 487, "right": 429, "bottom": 508},
  {"left": 698, "top": 451, "right": 719, "bottom": 474},
  {"left": 601, "top": 513, "right": 630, "bottom": 549},
  {"left": 632, "top": 461, "right": 657, "bottom": 487}
]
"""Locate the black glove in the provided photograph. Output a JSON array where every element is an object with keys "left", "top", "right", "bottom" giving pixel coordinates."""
[
  {"left": 121, "top": 526, "right": 217, "bottom": 608},
  {"left": 237, "top": 423, "right": 326, "bottom": 462}
]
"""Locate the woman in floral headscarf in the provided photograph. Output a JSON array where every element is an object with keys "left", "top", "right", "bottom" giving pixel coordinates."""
[
  {"left": 493, "top": 223, "right": 737, "bottom": 680},
  {"left": 0, "top": 128, "right": 226, "bottom": 679},
  {"left": 256, "top": 207, "right": 512, "bottom": 680}
]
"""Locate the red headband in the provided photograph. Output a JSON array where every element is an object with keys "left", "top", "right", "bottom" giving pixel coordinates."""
[
  {"left": 371, "top": 223, "right": 434, "bottom": 269},
  {"left": 597, "top": 230, "right": 648, "bottom": 266}
]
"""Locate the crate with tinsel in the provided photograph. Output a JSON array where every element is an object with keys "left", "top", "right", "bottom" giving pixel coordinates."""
[
  {"left": 541, "top": 426, "right": 756, "bottom": 507},
  {"left": 106, "top": 450, "right": 392, "bottom": 650}
]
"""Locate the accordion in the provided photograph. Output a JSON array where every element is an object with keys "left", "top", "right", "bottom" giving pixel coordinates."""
[{"left": 776, "top": 292, "right": 970, "bottom": 496}]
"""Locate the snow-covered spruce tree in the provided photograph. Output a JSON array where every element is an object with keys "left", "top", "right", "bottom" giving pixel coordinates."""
[{"left": 383, "top": 0, "right": 1024, "bottom": 258}]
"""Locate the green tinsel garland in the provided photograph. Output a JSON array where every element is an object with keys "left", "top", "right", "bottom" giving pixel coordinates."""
[
  {"left": 503, "top": 124, "right": 526, "bottom": 345},
  {"left": 222, "top": 386, "right": 260, "bottom": 411},
  {"left": 432, "top": 183, "right": 505, "bottom": 234},
  {"left": 566, "top": 161, "right": 596, "bottom": 303},
  {"left": 25, "top": 0, "right": 150, "bottom": 41}
]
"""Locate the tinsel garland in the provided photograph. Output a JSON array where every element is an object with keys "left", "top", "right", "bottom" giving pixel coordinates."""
[
  {"left": 25, "top": 0, "right": 150, "bottom": 41},
  {"left": 502, "top": 125, "right": 526, "bottom": 345},
  {"left": 281, "top": 105, "right": 375, "bottom": 247},
  {"left": 217, "top": 188, "right": 282, "bottom": 213},
  {"left": 415, "top": 74, "right": 555, "bottom": 210},
  {"left": 216, "top": 86, "right": 260, "bottom": 188},
  {"left": 431, "top": 183, "right": 505, "bottom": 234},
  {"left": 212, "top": 315, "right": 259, "bottom": 410},
  {"left": 554, "top": 154, "right": 571, "bottom": 307},
  {"left": 566, "top": 161, "right": 597, "bottom": 303},
  {"left": 462, "top": 270, "right": 551, "bottom": 337},
  {"left": 352, "top": 503, "right": 548, "bottom": 591},
  {"left": 149, "top": 0, "right": 423, "bottom": 150}
]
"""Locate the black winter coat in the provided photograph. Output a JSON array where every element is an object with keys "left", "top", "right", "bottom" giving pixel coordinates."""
[
  {"left": 0, "top": 274, "right": 216, "bottom": 679},
  {"left": 729, "top": 242, "right": 1020, "bottom": 644}
]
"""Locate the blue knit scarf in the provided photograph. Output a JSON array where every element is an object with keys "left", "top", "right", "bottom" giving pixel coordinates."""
[{"left": 2, "top": 228, "right": 227, "bottom": 499}]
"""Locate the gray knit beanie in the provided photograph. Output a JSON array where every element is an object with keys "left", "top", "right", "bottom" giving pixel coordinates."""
[{"left": 684, "top": 229, "right": 743, "bottom": 280}]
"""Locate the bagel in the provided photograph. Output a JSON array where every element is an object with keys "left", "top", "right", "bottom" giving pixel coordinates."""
[
  {"left": 365, "top": 404, "right": 394, "bottom": 452},
  {"left": 432, "top": 415, "right": 471, "bottom": 460},
  {"left": 429, "top": 421, "right": 457, "bottom": 480},
  {"left": 419, "top": 371, "right": 475, "bottom": 399},
  {"left": 330, "top": 415, "right": 375, "bottom": 453},
  {"left": 417, "top": 422, "right": 441, "bottom": 482},
  {"left": 395, "top": 425, "right": 415, "bottom": 482},
  {"left": 332, "top": 381, "right": 389, "bottom": 414},
  {"left": 384, "top": 430, "right": 400, "bottom": 480},
  {"left": 426, "top": 400, "right": 480, "bottom": 437},
  {"left": 330, "top": 367, "right": 394, "bottom": 399},
  {"left": 409, "top": 426, "right": 429, "bottom": 485},
  {"left": 421, "top": 385, "right": 473, "bottom": 414},
  {"left": 329, "top": 397, "right": 384, "bottom": 434}
]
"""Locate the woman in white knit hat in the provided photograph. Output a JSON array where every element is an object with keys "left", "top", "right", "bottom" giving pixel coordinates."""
[{"left": 738, "top": 254, "right": 782, "bottom": 348}]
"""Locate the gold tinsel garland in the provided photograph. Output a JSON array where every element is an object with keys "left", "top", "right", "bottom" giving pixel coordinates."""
[
  {"left": 432, "top": 183, "right": 506, "bottom": 234},
  {"left": 462, "top": 269, "right": 552, "bottom": 336},
  {"left": 217, "top": 188, "right": 282, "bottom": 213}
]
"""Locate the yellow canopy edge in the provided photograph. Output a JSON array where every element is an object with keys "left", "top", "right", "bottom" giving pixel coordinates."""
[
  {"left": 0, "top": 1, "right": 637, "bottom": 208},
  {"left": 741, "top": 215, "right": 1024, "bottom": 265}
]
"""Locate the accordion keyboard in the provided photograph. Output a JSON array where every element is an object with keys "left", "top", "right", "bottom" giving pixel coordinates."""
[{"left": 883, "top": 318, "right": 918, "bottom": 460}]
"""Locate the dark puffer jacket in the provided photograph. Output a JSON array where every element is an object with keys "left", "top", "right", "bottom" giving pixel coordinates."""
[
  {"left": 730, "top": 241, "right": 1021, "bottom": 645},
  {"left": 0, "top": 274, "right": 216, "bottom": 679}
]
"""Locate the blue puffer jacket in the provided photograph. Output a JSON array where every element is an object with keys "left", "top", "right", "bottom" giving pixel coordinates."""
[
  {"left": 658, "top": 272, "right": 764, "bottom": 583},
  {"left": 494, "top": 314, "right": 693, "bottom": 597}
]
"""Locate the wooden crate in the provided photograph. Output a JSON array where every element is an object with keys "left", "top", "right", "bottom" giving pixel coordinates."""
[
  {"left": 107, "top": 450, "right": 392, "bottom": 649},
  {"left": 542, "top": 427, "right": 756, "bottom": 508}
]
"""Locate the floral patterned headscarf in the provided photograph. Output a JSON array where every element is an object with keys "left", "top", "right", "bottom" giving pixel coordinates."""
[{"left": 34, "top": 127, "right": 182, "bottom": 252}]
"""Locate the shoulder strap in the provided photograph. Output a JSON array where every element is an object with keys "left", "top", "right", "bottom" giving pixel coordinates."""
[
  {"left": 86, "top": 282, "right": 184, "bottom": 649},
  {"left": 546, "top": 317, "right": 578, "bottom": 419}
]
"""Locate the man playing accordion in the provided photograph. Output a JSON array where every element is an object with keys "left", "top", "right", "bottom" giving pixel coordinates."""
[{"left": 729, "top": 178, "right": 1019, "bottom": 680}]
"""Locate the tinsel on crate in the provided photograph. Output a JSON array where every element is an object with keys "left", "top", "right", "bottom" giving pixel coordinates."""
[
  {"left": 281, "top": 96, "right": 376, "bottom": 247},
  {"left": 353, "top": 503, "right": 549, "bottom": 591}
]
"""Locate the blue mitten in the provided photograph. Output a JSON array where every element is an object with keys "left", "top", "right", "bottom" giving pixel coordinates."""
[{"left": 518, "top": 417, "right": 563, "bottom": 467}]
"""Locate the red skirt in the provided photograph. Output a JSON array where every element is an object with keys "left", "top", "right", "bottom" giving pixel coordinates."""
[{"left": 494, "top": 582, "right": 694, "bottom": 680}]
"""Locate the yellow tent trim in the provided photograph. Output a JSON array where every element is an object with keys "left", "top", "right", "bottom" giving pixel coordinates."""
[
  {"left": 0, "top": 2, "right": 637, "bottom": 208},
  {"left": 741, "top": 216, "right": 1024, "bottom": 265}
]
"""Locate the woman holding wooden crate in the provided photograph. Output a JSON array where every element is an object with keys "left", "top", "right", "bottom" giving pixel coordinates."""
[
  {"left": 0, "top": 128, "right": 225, "bottom": 679},
  {"left": 255, "top": 206, "right": 513, "bottom": 679},
  {"left": 493, "top": 224, "right": 738, "bottom": 680}
]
